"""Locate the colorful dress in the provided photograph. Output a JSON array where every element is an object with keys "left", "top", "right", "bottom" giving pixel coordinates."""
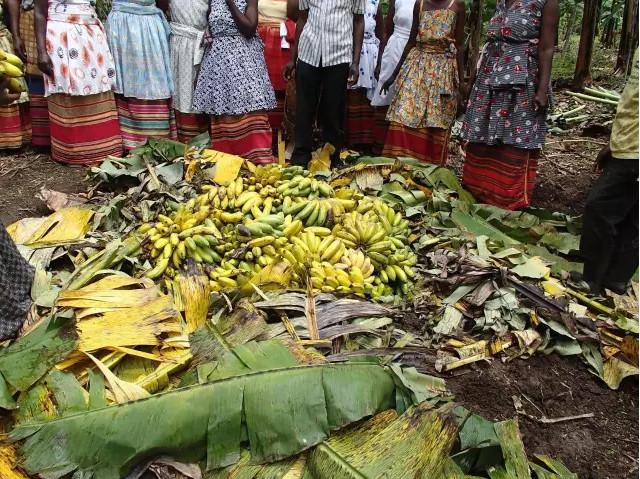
[
  {"left": 257, "top": 0, "right": 295, "bottom": 134},
  {"left": 383, "top": 0, "right": 458, "bottom": 164},
  {"left": 461, "top": 0, "right": 549, "bottom": 210},
  {"left": 0, "top": 6, "right": 31, "bottom": 149},
  {"left": 106, "top": 0, "right": 176, "bottom": 149},
  {"left": 42, "top": 0, "right": 123, "bottom": 164},
  {"left": 346, "top": 0, "right": 380, "bottom": 147},
  {"left": 193, "top": 0, "right": 276, "bottom": 163},
  {"left": 169, "top": 0, "right": 209, "bottom": 142}
]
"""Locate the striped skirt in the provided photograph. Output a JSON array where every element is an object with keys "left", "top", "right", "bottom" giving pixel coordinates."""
[
  {"left": 0, "top": 104, "right": 32, "bottom": 149},
  {"left": 175, "top": 111, "right": 209, "bottom": 144},
  {"left": 211, "top": 112, "right": 275, "bottom": 165},
  {"left": 462, "top": 143, "right": 539, "bottom": 210},
  {"left": 383, "top": 123, "right": 450, "bottom": 165},
  {"left": 346, "top": 89, "right": 375, "bottom": 147},
  {"left": 26, "top": 76, "right": 51, "bottom": 147},
  {"left": 48, "top": 92, "right": 123, "bottom": 165},
  {"left": 116, "top": 96, "right": 177, "bottom": 150},
  {"left": 372, "top": 106, "right": 388, "bottom": 155}
]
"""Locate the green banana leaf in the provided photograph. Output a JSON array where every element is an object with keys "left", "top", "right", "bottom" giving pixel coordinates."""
[
  {"left": 0, "top": 316, "right": 77, "bottom": 396},
  {"left": 450, "top": 210, "right": 521, "bottom": 246},
  {"left": 12, "top": 341, "right": 401, "bottom": 479}
]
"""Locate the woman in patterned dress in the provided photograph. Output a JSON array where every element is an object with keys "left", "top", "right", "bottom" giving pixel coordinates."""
[
  {"left": 461, "top": 0, "right": 558, "bottom": 210},
  {"left": 381, "top": 0, "right": 465, "bottom": 165},
  {"left": 193, "top": 0, "right": 276, "bottom": 164},
  {"left": 35, "top": 0, "right": 123, "bottom": 164},
  {"left": 0, "top": 0, "right": 31, "bottom": 150},
  {"left": 169, "top": 0, "right": 208, "bottom": 143},
  {"left": 345, "top": 0, "right": 384, "bottom": 149},
  {"left": 106, "top": 0, "right": 175, "bottom": 150}
]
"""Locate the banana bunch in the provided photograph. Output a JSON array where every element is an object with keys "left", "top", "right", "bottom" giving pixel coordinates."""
[
  {"left": 309, "top": 260, "right": 373, "bottom": 296},
  {"left": 248, "top": 164, "right": 282, "bottom": 186},
  {"left": 280, "top": 230, "right": 346, "bottom": 268},
  {"left": 139, "top": 214, "right": 223, "bottom": 278},
  {"left": 276, "top": 175, "right": 335, "bottom": 199},
  {"left": 0, "top": 48, "right": 26, "bottom": 93}
]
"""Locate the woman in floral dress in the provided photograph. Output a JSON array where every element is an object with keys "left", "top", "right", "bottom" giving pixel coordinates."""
[
  {"left": 381, "top": 0, "right": 465, "bottom": 164},
  {"left": 0, "top": 0, "right": 31, "bottom": 150},
  {"left": 461, "top": 0, "right": 558, "bottom": 210},
  {"left": 345, "top": 0, "right": 384, "bottom": 148},
  {"left": 193, "top": 0, "right": 276, "bottom": 163},
  {"left": 35, "top": 0, "right": 123, "bottom": 164},
  {"left": 169, "top": 0, "right": 209, "bottom": 143}
]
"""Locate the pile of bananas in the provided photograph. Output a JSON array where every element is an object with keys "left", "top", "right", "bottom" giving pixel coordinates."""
[
  {"left": 0, "top": 48, "right": 26, "bottom": 93},
  {"left": 137, "top": 164, "right": 416, "bottom": 299}
]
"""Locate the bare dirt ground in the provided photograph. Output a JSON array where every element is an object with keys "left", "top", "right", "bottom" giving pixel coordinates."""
[{"left": 0, "top": 89, "right": 636, "bottom": 479}]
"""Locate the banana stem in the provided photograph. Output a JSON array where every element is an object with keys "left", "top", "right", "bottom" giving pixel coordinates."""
[{"left": 565, "top": 287, "right": 616, "bottom": 317}]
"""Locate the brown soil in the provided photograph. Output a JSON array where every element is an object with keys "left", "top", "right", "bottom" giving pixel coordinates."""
[
  {"left": 0, "top": 148, "right": 87, "bottom": 225},
  {"left": 446, "top": 354, "right": 639, "bottom": 479}
]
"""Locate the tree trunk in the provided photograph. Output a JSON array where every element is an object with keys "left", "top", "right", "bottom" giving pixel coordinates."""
[
  {"left": 573, "top": 0, "right": 602, "bottom": 88},
  {"left": 615, "top": 0, "right": 639, "bottom": 75},
  {"left": 466, "top": 0, "right": 485, "bottom": 78},
  {"left": 561, "top": 1, "right": 578, "bottom": 52}
]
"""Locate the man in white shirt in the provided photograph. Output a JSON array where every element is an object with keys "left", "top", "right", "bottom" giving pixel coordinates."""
[{"left": 285, "top": 0, "right": 365, "bottom": 166}]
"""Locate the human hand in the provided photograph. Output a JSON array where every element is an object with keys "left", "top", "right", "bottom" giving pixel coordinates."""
[
  {"left": 533, "top": 90, "right": 548, "bottom": 112},
  {"left": 0, "top": 76, "right": 21, "bottom": 106},
  {"left": 594, "top": 145, "right": 611, "bottom": 172},
  {"left": 380, "top": 75, "right": 395, "bottom": 96},
  {"left": 13, "top": 37, "right": 27, "bottom": 62},
  {"left": 283, "top": 59, "right": 296, "bottom": 81},
  {"left": 347, "top": 62, "right": 359, "bottom": 87},
  {"left": 37, "top": 51, "right": 54, "bottom": 77}
]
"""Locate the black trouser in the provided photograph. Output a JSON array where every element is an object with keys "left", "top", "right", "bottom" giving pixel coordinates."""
[
  {"left": 291, "top": 60, "right": 350, "bottom": 166},
  {"left": 580, "top": 158, "right": 639, "bottom": 290}
]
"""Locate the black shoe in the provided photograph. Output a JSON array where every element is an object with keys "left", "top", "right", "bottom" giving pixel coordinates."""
[{"left": 604, "top": 281, "right": 628, "bottom": 295}]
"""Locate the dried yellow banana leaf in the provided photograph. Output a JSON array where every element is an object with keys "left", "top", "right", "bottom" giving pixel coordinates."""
[
  {"left": 77, "top": 295, "right": 181, "bottom": 351},
  {"left": 23, "top": 207, "right": 94, "bottom": 248},
  {"left": 86, "top": 353, "right": 150, "bottom": 403},
  {"left": 0, "top": 444, "right": 30, "bottom": 479},
  {"left": 57, "top": 275, "right": 160, "bottom": 312},
  {"left": 178, "top": 272, "right": 210, "bottom": 334}
]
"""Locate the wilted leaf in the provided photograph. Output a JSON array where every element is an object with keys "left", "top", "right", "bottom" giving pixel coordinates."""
[
  {"left": 493, "top": 420, "right": 531, "bottom": 479},
  {"left": 208, "top": 152, "right": 246, "bottom": 185},
  {"left": 602, "top": 355, "right": 639, "bottom": 390},
  {"left": 86, "top": 352, "right": 151, "bottom": 403},
  {"left": 511, "top": 257, "right": 550, "bottom": 280}
]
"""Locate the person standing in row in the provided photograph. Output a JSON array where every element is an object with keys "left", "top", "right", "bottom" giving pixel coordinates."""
[
  {"left": 0, "top": 0, "right": 31, "bottom": 150},
  {"left": 193, "top": 0, "right": 276, "bottom": 164},
  {"left": 285, "top": 0, "right": 365, "bottom": 166},
  {"left": 35, "top": 0, "right": 123, "bottom": 164},
  {"left": 381, "top": 0, "right": 465, "bottom": 165},
  {"left": 370, "top": 0, "right": 415, "bottom": 153},
  {"left": 106, "top": 0, "right": 175, "bottom": 150},
  {"left": 18, "top": 0, "right": 50, "bottom": 147},
  {"left": 169, "top": 0, "right": 209, "bottom": 143},
  {"left": 257, "top": 0, "right": 296, "bottom": 140},
  {"left": 461, "top": 0, "right": 558, "bottom": 209},
  {"left": 579, "top": 49, "right": 638, "bottom": 296},
  {"left": 345, "top": 0, "right": 383, "bottom": 149}
]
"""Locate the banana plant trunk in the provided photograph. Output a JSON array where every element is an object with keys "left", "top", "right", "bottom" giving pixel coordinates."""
[
  {"left": 615, "top": 0, "right": 639, "bottom": 75},
  {"left": 573, "top": 0, "right": 603, "bottom": 88}
]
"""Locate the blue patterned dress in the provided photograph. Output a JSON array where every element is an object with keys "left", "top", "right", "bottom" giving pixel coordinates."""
[
  {"left": 106, "top": 0, "right": 174, "bottom": 99},
  {"left": 192, "top": 0, "right": 276, "bottom": 115},
  {"left": 462, "top": 0, "right": 550, "bottom": 149}
]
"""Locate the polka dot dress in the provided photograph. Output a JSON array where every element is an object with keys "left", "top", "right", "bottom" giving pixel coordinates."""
[{"left": 462, "top": 0, "right": 550, "bottom": 150}]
